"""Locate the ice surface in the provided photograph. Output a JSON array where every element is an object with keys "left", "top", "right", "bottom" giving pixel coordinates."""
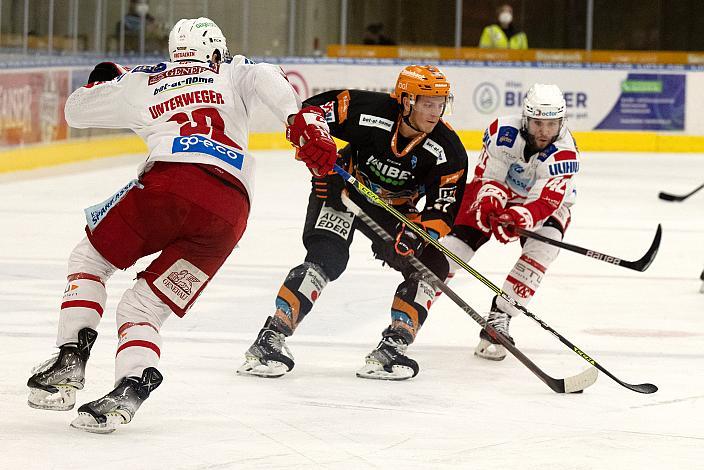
[{"left": 0, "top": 150, "right": 702, "bottom": 469}]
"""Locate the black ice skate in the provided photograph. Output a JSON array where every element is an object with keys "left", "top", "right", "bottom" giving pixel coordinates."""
[
  {"left": 27, "top": 327, "right": 98, "bottom": 411},
  {"left": 475, "top": 297, "right": 514, "bottom": 361},
  {"left": 70, "top": 367, "right": 163, "bottom": 434},
  {"left": 237, "top": 316, "right": 295, "bottom": 378},
  {"left": 356, "top": 330, "right": 419, "bottom": 381}
]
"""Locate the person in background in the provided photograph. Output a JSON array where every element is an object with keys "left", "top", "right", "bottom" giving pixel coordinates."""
[
  {"left": 363, "top": 23, "right": 396, "bottom": 46},
  {"left": 479, "top": 4, "right": 528, "bottom": 49}
]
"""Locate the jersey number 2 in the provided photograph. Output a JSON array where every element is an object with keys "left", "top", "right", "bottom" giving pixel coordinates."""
[{"left": 168, "top": 108, "right": 242, "bottom": 149}]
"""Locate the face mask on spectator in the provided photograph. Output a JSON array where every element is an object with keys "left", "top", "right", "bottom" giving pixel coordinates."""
[{"left": 498, "top": 11, "right": 512, "bottom": 26}]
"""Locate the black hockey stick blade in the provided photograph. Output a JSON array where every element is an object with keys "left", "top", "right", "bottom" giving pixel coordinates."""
[
  {"left": 624, "top": 223, "right": 661, "bottom": 272},
  {"left": 343, "top": 193, "right": 598, "bottom": 394},
  {"left": 570, "top": 346, "right": 657, "bottom": 394},
  {"left": 514, "top": 224, "right": 662, "bottom": 272},
  {"left": 658, "top": 182, "right": 704, "bottom": 202}
]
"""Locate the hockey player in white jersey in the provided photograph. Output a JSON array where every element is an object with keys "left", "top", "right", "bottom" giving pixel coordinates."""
[
  {"left": 26, "top": 17, "right": 337, "bottom": 433},
  {"left": 443, "top": 83, "right": 579, "bottom": 360}
]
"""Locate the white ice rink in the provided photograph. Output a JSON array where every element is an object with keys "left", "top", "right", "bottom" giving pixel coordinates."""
[{"left": 1, "top": 150, "right": 703, "bottom": 469}]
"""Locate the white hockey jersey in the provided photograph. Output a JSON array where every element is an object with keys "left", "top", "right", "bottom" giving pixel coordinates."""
[
  {"left": 474, "top": 115, "right": 579, "bottom": 225},
  {"left": 64, "top": 56, "right": 301, "bottom": 200}
]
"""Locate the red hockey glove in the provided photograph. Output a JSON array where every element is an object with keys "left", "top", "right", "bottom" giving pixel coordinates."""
[
  {"left": 394, "top": 223, "right": 426, "bottom": 258},
  {"left": 469, "top": 181, "right": 509, "bottom": 233},
  {"left": 87, "top": 62, "right": 128, "bottom": 84},
  {"left": 490, "top": 206, "right": 534, "bottom": 244},
  {"left": 287, "top": 106, "right": 337, "bottom": 177}
]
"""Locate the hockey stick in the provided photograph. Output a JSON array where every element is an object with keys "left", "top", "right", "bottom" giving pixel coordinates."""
[
  {"left": 508, "top": 224, "right": 662, "bottom": 272},
  {"left": 658, "top": 182, "right": 704, "bottom": 202},
  {"left": 343, "top": 194, "right": 597, "bottom": 394},
  {"left": 335, "top": 164, "right": 658, "bottom": 394}
]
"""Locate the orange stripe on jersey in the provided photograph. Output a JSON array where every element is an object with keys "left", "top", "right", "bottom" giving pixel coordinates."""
[
  {"left": 421, "top": 219, "right": 452, "bottom": 238},
  {"left": 440, "top": 169, "right": 465, "bottom": 186},
  {"left": 337, "top": 90, "right": 351, "bottom": 124}
]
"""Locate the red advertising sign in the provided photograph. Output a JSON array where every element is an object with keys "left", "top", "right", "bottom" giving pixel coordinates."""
[{"left": 0, "top": 69, "right": 70, "bottom": 146}]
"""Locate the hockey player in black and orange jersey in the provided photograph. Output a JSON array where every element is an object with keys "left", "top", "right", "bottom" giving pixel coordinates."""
[{"left": 237, "top": 65, "right": 468, "bottom": 381}]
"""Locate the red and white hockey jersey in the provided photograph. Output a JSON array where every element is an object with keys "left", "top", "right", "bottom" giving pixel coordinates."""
[
  {"left": 474, "top": 115, "right": 579, "bottom": 226},
  {"left": 64, "top": 56, "right": 301, "bottom": 200}
]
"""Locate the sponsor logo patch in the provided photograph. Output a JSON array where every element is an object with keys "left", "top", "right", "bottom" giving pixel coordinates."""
[
  {"left": 321, "top": 100, "right": 335, "bottom": 123},
  {"left": 147, "top": 64, "right": 220, "bottom": 85},
  {"left": 84, "top": 179, "right": 141, "bottom": 231},
  {"left": 155, "top": 259, "right": 209, "bottom": 309},
  {"left": 548, "top": 161, "right": 579, "bottom": 176},
  {"left": 359, "top": 114, "right": 393, "bottom": 132},
  {"left": 152, "top": 76, "right": 214, "bottom": 95},
  {"left": 423, "top": 138, "right": 446, "bottom": 164},
  {"left": 497, "top": 126, "right": 518, "bottom": 148},
  {"left": 298, "top": 266, "right": 327, "bottom": 302},
  {"left": 172, "top": 135, "right": 245, "bottom": 169},
  {"left": 314, "top": 204, "right": 354, "bottom": 239},
  {"left": 414, "top": 279, "right": 435, "bottom": 310}
]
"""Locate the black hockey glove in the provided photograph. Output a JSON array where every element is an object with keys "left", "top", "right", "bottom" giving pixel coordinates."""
[
  {"left": 394, "top": 223, "right": 425, "bottom": 258},
  {"left": 372, "top": 222, "right": 427, "bottom": 271},
  {"left": 88, "top": 62, "right": 126, "bottom": 84},
  {"left": 312, "top": 171, "right": 348, "bottom": 212}
]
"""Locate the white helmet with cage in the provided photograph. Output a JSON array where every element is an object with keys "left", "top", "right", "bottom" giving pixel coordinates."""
[{"left": 168, "top": 17, "right": 229, "bottom": 63}]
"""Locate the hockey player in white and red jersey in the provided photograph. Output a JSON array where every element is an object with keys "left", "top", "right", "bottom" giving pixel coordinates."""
[
  {"left": 26, "top": 17, "right": 337, "bottom": 433},
  {"left": 443, "top": 83, "right": 579, "bottom": 360}
]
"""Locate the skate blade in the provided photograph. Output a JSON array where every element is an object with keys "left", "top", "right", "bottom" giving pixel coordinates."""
[
  {"left": 236, "top": 358, "right": 288, "bottom": 378},
  {"left": 28, "top": 386, "right": 77, "bottom": 411},
  {"left": 355, "top": 362, "right": 414, "bottom": 381},
  {"left": 474, "top": 339, "right": 507, "bottom": 361},
  {"left": 70, "top": 412, "right": 124, "bottom": 434}
]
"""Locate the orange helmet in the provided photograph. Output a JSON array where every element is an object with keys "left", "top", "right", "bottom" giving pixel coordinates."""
[{"left": 391, "top": 65, "right": 451, "bottom": 105}]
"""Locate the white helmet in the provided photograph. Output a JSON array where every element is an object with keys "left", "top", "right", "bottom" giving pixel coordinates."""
[
  {"left": 522, "top": 83, "right": 566, "bottom": 120},
  {"left": 168, "top": 17, "right": 229, "bottom": 63},
  {"left": 522, "top": 83, "right": 566, "bottom": 142}
]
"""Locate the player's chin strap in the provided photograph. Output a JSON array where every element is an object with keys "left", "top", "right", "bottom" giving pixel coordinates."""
[
  {"left": 334, "top": 163, "right": 657, "bottom": 395},
  {"left": 341, "top": 191, "right": 597, "bottom": 394}
]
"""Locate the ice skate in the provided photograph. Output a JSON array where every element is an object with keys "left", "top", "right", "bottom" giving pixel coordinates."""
[
  {"left": 237, "top": 316, "right": 294, "bottom": 378},
  {"left": 356, "top": 331, "right": 419, "bottom": 380},
  {"left": 70, "top": 367, "right": 162, "bottom": 434},
  {"left": 475, "top": 297, "right": 514, "bottom": 361},
  {"left": 27, "top": 327, "right": 98, "bottom": 411}
]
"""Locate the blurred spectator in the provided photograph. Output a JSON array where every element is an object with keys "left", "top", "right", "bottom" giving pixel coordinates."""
[
  {"left": 479, "top": 4, "right": 528, "bottom": 49},
  {"left": 363, "top": 23, "right": 396, "bottom": 46},
  {"left": 115, "top": 0, "right": 166, "bottom": 53}
]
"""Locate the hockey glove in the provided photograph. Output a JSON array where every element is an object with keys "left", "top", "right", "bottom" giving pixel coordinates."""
[
  {"left": 88, "top": 62, "right": 128, "bottom": 84},
  {"left": 490, "top": 206, "right": 534, "bottom": 244},
  {"left": 287, "top": 106, "right": 338, "bottom": 177},
  {"left": 394, "top": 223, "right": 426, "bottom": 258},
  {"left": 469, "top": 181, "right": 509, "bottom": 233},
  {"left": 312, "top": 170, "right": 348, "bottom": 212}
]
